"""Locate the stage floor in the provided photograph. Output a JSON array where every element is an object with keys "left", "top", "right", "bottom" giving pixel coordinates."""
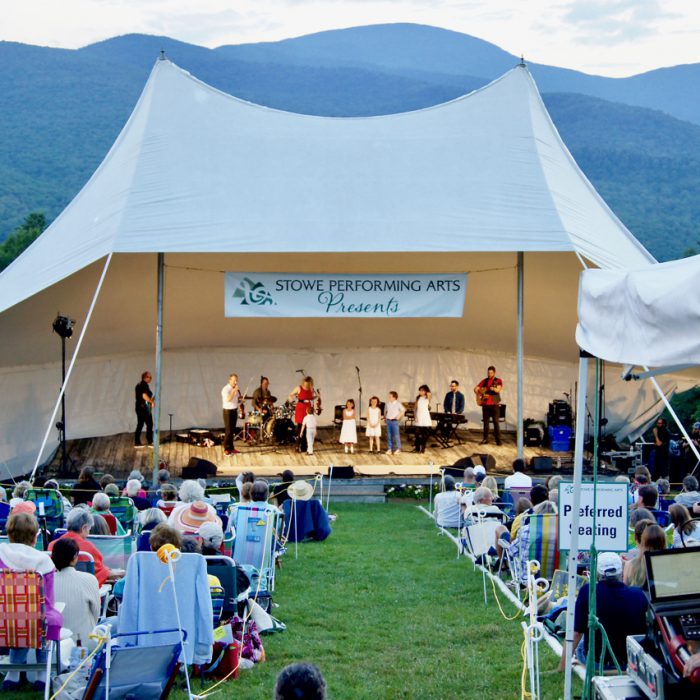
[{"left": 47, "top": 426, "right": 562, "bottom": 479}]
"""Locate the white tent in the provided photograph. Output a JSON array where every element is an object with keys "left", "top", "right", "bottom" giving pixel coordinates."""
[{"left": 0, "top": 58, "right": 679, "bottom": 478}]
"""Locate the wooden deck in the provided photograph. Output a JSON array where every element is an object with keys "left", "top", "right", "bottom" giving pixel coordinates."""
[{"left": 45, "top": 426, "right": 562, "bottom": 480}]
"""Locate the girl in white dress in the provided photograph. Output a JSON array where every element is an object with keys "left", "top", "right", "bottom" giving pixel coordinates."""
[
  {"left": 339, "top": 398, "right": 358, "bottom": 453},
  {"left": 413, "top": 384, "right": 432, "bottom": 453},
  {"left": 365, "top": 396, "right": 382, "bottom": 453}
]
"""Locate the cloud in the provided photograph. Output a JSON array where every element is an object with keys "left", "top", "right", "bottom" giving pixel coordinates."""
[{"left": 557, "top": 0, "right": 680, "bottom": 44}]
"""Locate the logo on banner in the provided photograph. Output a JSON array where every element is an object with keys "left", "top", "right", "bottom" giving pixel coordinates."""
[{"left": 232, "top": 277, "right": 275, "bottom": 306}]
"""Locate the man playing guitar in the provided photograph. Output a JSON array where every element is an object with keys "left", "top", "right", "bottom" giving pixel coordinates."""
[{"left": 474, "top": 366, "right": 503, "bottom": 446}]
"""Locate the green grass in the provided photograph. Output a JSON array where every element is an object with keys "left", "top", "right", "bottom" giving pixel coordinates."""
[{"left": 4, "top": 502, "right": 577, "bottom": 699}]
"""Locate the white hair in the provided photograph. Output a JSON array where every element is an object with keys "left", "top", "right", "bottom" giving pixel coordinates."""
[
  {"left": 125, "top": 479, "right": 142, "bottom": 497},
  {"left": 473, "top": 486, "right": 492, "bottom": 505},
  {"left": 92, "top": 492, "right": 110, "bottom": 511},
  {"left": 0, "top": 486, "right": 7, "bottom": 502},
  {"left": 139, "top": 508, "right": 166, "bottom": 528},
  {"left": 67, "top": 506, "right": 94, "bottom": 533},
  {"left": 534, "top": 500, "right": 558, "bottom": 515},
  {"left": 13, "top": 480, "right": 31, "bottom": 499},
  {"left": 179, "top": 480, "right": 205, "bottom": 503}
]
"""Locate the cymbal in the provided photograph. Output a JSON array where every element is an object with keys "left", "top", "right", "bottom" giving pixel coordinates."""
[
  {"left": 242, "top": 395, "right": 255, "bottom": 400},
  {"left": 268, "top": 396, "right": 278, "bottom": 403}
]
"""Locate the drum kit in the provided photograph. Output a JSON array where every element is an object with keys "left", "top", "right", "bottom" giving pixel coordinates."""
[{"left": 238, "top": 395, "right": 297, "bottom": 446}]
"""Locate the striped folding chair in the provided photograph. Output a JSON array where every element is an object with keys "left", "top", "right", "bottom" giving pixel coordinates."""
[
  {"left": 108, "top": 496, "right": 137, "bottom": 533},
  {"left": 24, "top": 488, "right": 65, "bottom": 534},
  {"left": 86, "top": 533, "right": 135, "bottom": 571},
  {"left": 0, "top": 570, "right": 60, "bottom": 699},
  {"left": 528, "top": 514, "right": 560, "bottom": 581}
]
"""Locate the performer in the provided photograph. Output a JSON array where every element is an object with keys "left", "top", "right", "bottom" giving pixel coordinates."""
[
  {"left": 300, "top": 405, "right": 318, "bottom": 455},
  {"left": 365, "top": 396, "right": 382, "bottom": 453},
  {"left": 652, "top": 417, "right": 670, "bottom": 478},
  {"left": 443, "top": 380, "right": 465, "bottom": 415},
  {"left": 221, "top": 373, "right": 242, "bottom": 456},
  {"left": 289, "top": 376, "right": 315, "bottom": 452},
  {"left": 252, "top": 376, "right": 273, "bottom": 412},
  {"left": 438, "top": 380, "right": 465, "bottom": 439},
  {"left": 413, "top": 384, "right": 432, "bottom": 453},
  {"left": 339, "top": 399, "right": 358, "bottom": 454},
  {"left": 384, "top": 391, "right": 405, "bottom": 455},
  {"left": 134, "top": 371, "right": 155, "bottom": 448},
  {"left": 474, "top": 366, "right": 503, "bottom": 446}
]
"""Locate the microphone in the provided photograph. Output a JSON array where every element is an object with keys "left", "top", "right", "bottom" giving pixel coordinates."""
[{"left": 296, "top": 369, "right": 304, "bottom": 374}]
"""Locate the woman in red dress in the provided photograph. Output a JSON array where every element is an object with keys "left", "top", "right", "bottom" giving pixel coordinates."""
[{"left": 289, "top": 376, "right": 315, "bottom": 452}]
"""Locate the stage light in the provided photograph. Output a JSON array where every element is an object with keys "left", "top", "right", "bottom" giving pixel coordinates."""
[{"left": 52, "top": 314, "right": 75, "bottom": 339}]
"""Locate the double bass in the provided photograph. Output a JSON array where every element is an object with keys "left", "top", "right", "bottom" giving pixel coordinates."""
[{"left": 315, "top": 388, "right": 323, "bottom": 416}]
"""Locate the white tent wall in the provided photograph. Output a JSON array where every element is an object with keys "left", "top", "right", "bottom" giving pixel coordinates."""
[{"left": 1, "top": 344, "right": 691, "bottom": 478}]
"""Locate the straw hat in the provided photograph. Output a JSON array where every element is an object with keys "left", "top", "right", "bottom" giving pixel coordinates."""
[
  {"left": 175, "top": 501, "right": 221, "bottom": 532},
  {"left": 287, "top": 480, "right": 314, "bottom": 501},
  {"left": 12, "top": 501, "right": 37, "bottom": 516}
]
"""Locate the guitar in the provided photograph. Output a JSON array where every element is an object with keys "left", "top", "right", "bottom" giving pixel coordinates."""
[{"left": 475, "top": 381, "right": 501, "bottom": 406}]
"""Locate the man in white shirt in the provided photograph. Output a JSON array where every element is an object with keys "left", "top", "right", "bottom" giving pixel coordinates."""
[
  {"left": 221, "top": 373, "right": 241, "bottom": 456},
  {"left": 433, "top": 475, "right": 462, "bottom": 528},
  {"left": 503, "top": 458, "right": 532, "bottom": 490},
  {"left": 384, "top": 391, "right": 405, "bottom": 455}
]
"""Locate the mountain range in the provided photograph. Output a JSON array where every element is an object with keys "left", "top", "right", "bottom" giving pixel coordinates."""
[{"left": 1, "top": 23, "right": 699, "bottom": 261}]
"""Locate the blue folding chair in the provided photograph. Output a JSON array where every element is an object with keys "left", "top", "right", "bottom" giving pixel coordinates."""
[
  {"left": 0, "top": 502, "right": 11, "bottom": 532},
  {"left": 232, "top": 505, "right": 280, "bottom": 595},
  {"left": 24, "top": 488, "right": 65, "bottom": 533},
  {"left": 82, "top": 629, "right": 184, "bottom": 699}
]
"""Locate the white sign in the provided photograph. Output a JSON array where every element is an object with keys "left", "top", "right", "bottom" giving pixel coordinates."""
[
  {"left": 558, "top": 482, "right": 629, "bottom": 552},
  {"left": 224, "top": 272, "right": 467, "bottom": 318}
]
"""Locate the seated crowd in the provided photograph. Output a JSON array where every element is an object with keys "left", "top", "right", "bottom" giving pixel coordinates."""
[
  {"left": 433, "top": 457, "right": 700, "bottom": 673},
  {"left": 0, "top": 464, "right": 324, "bottom": 692}
]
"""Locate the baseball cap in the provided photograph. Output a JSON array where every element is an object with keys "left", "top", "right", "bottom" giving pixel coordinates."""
[
  {"left": 596, "top": 552, "right": 623, "bottom": 579},
  {"left": 473, "top": 465, "right": 486, "bottom": 476}
]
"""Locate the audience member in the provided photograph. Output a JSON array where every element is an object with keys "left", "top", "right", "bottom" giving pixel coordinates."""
[
  {"left": 633, "top": 485, "right": 659, "bottom": 512},
  {"left": 558, "top": 552, "right": 647, "bottom": 672},
  {"left": 274, "top": 662, "right": 327, "bottom": 700},
  {"left": 149, "top": 523, "right": 183, "bottom": 552},
  {"left": 125, "top": 478, "right": 151, "bottom": 511},
  {"left": 200, "top": 522, "right": 225, "bottom": 555},
  {"left": 511, "top": 484, "right": 548, "bottom": 540},
  {"left": 623, "top": 518, "right": 654, "bottom": 562},
  {"left": 51, "top": 538, "right": 100, "bottom": 646},
  {"left": 99, "top": 474, "right": 115, "bottom": 490},
  {"left": 669, "top": 504, "right": 700, "bottom": 548},
  {"left": 240, "top": 482, "right": 254, "bottom": 504},
  {"left": 171, "top": 500, "right": 222, "bottom": 535},
  {"left": 9, "top": 480, "right": 31, "bottom": 507},
  {"left": 156, "top": 483, "right": 178, "bottom": 509},
  {"left": 462, "top": 467, "right": 476, "bottom": 487},
  {"left": 236, "top": 471, "right": 256, "bottom": 499},
  {"left": 624, "top": 523, "right": 666, "bottom": 587},
  {"left": 49, "top": 508, "right": 121, "bottom": 585},
  {"left": 123, "top": 470, "right": 148, "bottom": 498},
  {"left": 433, "top": 475, "right": 461, "bottom": 528},
  {"left": 45, "top": 479, "right": 73, "bottom": 516},
  {"left": 504, "top": 458, "right": 532, "bottom": 489},
  {"left": 273, "top": 470, "right": 295, "bottom": 508},
  {"left": 515, "top": 498, "right": 532, "bottom": 517},
  {"left": 181, "top": 535, "right": 203, "bottom": 554},
  {"left": 139, "top": 507, "right": 167, "bottom": 531},
  {"left": 90, "top": 513, "right": 112, "bottom": 536},
  {"left": 0, "top": 485, "right": 6, "bottom": 502},
  {"left": 104, "top": 483, "right": 120, "bottom": 498},
  {"left": 675, "top": 476, "right": 700, "bottom": 509},
  {"left": 72, "top": 466, "right": 101, "bottom": 506},
  {"left": 0, "top": 513, "right": 63, "bottom": 691},
  {"left": 463, "top": 486, "right": 504, "bottom": 522},
  {"left": 481, "top": 475, "right": 499, "bottom": 500},
  {"left": 91, "top": 492, "right": 125, "bottom": 534}
]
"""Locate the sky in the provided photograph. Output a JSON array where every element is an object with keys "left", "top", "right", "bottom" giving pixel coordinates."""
[{"left": 2, "top": 0, "right": 699, "bottom": 77}]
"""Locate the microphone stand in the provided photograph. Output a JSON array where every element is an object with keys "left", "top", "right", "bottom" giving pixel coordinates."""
[{"left": 355, "top": 366, "right": 363, "bottom": 429}]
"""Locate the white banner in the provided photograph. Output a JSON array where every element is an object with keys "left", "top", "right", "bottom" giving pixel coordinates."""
[
  {"left": 224, "top": 272, "right": 467, "bottom": 318},
  {"left": 558, "top": 482, "right": 629, "bottom": 553}
]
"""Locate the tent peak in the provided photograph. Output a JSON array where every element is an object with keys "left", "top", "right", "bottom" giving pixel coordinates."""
[
  {"left": 519, "top": 55, "right": 527, "bottom": 67},
  {"left": 158, "top": 48, "right": 166, "bottom": 61}
]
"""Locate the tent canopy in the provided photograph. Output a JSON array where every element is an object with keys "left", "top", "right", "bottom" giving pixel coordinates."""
[
  {"left": 0, "top": 59, "right": 653, "bottom": 317},
  {"left": 576, "top": 254, "right": 700, "bottom": 367},
  {"left": 0, "top": 58, "right": 668, "bottom": 478}
]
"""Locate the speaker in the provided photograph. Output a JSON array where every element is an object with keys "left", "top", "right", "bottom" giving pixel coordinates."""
[
  {"left": 442, "top": 466, "right": 465, "bottom": 479},
  {"left": 331, "top": 465, "right": 354, "bottom": 479},
  {"left": 472, "top": 453, "right": 496, "bottom": 470},
  {"left": 530, "top": 456, "right": 553, "bottom": 473},
  {"left": 525, "top": 426, "right": 543, "bottom": 447},
  {"left": 452, "top": 456, "right": 475, "bottom": 470},
  {"left": 182, "top": 457, "right": 217, "bottom": 479}
]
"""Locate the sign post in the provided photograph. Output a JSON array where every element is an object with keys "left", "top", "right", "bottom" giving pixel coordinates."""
[{"left": 558, "top": 482, "right": 629, "bottom": 553}]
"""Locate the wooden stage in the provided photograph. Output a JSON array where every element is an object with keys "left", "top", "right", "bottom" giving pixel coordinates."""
[{"left": 46, "top": 426, "right": 563, "bottom": 480}]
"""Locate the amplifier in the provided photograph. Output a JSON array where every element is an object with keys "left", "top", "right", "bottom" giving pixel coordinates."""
[{"left": 592, "top": 675, "right": 644, "bottom": 699}]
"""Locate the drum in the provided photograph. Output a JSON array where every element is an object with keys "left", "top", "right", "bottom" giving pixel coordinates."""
[
  {"left": 264, "top": 416, "right": 276, "bottom": 439},
  {"left": 273, "top": 418, "right": 296, "bottom": 445},
  {"left": 248, "top": 411, "right": 263, "bottom": 426}
]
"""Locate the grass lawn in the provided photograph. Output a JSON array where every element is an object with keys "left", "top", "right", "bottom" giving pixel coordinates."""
[{"left": 3, "top": 502, "right": 576, "bottom": 699}]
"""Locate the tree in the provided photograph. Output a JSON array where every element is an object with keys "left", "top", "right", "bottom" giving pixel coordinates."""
[{"left": 0, "top": 212, "right": 47, "bottom": 272}]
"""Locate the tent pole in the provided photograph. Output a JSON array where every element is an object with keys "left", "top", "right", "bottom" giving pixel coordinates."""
[
  {"left": 30, "top": 253, "right": 113, "bottom": 483},
  {"left": 152, "top": 252, "right": 164, "bottom": 486},
  {"left": 563, "top": 353, "right": 589, "bottom": 700},
  {"left": 517, "top": 251, "right": 524, "bottom": 459}
]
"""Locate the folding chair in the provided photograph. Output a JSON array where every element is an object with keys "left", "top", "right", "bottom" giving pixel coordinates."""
[
  {"left": 81, "top": 629, "right": 183, "bottom": 700},
  {"left": 0, "top": 570, "right": 61, "bottom": 700},
  {"left": 204, "top": 555, "right": 248, "bottom": 618},
  {"left": 0, "top": 534, "right": 45, "bottom": 551},
  {"left": 527, "top": 514, "right": 560, "bottom": 581},
  {"left": 24, "top": 488, "right": 65, "bottom": 534},
  {"left": 86, "top": 533, "right": 134, "bottom": 571},
  {"left": 0, "top": 502, "right": 10, "bottom": 532},
  {"left": 107, "top": 497, "right": 137, "bottom": 533},
  {"left": 157, "top": 502, "right": 177, "bottom": 518},
  {"left": 232, "top": 505, "right": 280, "bottom": 596},
  {"left": 210, "top": 586, "right": 225, "bottom": 627},
  {"left": 221, "top": 531, "right": 234, "bottom": 558}
]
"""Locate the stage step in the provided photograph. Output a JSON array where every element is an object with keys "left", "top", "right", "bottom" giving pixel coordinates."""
[{"left": 324, "top": 478, "right": 387, "bottom": 503}]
